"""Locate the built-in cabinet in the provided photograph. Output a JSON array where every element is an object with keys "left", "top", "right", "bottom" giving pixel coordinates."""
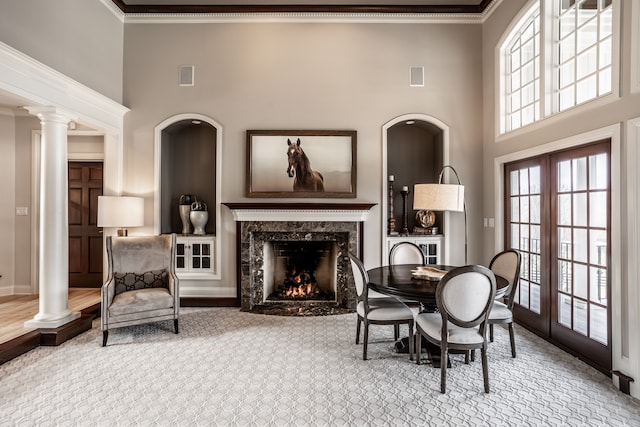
[
  {"left": 175, "top": 236, "right": 215, "bottom": 275},
  {"left": 386, "top": 235, "right": 443, "bottom": 265}
]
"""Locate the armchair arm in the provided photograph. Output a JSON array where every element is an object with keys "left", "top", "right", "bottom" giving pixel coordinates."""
[{"left": 168, "top": 270, "right": 179, "bottom": 311}]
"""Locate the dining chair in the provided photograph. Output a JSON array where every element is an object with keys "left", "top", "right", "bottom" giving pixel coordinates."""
[
  {"left": 415, "top": 265, "right": 496, "bottom": 393},
  {"left": 389, "top": 242, "right": 425, "bottom": 266},
  {"left": 487, "top": 249, "right": 521, "bottom": 358},
  {"left": 348, "top": 252, "right": 415, "bottom": 361}
]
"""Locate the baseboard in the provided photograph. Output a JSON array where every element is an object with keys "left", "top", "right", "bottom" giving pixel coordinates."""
[{"left": 180, "top": 297, "right": 240, "bottom": 307}]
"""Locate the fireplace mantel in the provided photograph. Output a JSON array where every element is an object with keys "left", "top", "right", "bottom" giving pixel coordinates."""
[{"left": 223, "top": 202, "right": 376, "bottom": 222}]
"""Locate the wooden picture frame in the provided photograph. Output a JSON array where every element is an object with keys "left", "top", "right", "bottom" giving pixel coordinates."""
[{"left": 246, "top": 130, "right": 357, "bottom": 198}]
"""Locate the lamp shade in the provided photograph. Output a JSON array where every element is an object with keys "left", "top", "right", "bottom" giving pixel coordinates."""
[
  {"left": 97, "top": 196, "right": 144, "bottom": 228},
  {"left": 413, "top": 183, "right": 465, "bottom": 212}
]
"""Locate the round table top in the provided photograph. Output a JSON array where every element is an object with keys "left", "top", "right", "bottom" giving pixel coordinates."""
[{"left": 366, "top": 264, "right": 508, "bottom": 305}]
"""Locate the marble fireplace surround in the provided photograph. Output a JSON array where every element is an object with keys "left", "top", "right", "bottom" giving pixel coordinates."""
[{"left": 224, "top": 203, "right": 375, "bottom": 315}]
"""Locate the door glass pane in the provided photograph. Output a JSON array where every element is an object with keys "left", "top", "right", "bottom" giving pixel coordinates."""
[
  {"left": 590, "top": 266, "right": 607, "bottom": 305},
  {"left": 521, "top": 196, "right": 530, "bottom": 222},
  {"left": 530, "top": 195, "right": 541, "bottom": 223},
  {"left": 531, "top": 225, "right": 541, "bottom": 253},
  {"left": 574, "top": 228, "right": 588, "bottom": 262},
  {"left": 531, "top": 253, "right": 541, "bottom": 284},
  {"left": 559, "top": 260, "right": 572, "bottom": 293},
  {"left": 193, "top": 244, "right": 201, "bottom": 256},
  {"left": 520, "top": 280, "right": 530, "bottom": 308},
  {"left": 589, "top": 191, "right": 607, "bottom": 227},
  {"left": 558, "top": 227, "right": 572, "bottom": 259},
  {"left": 590, "top": 304, "right": 608, "bottom": 344},
  {"left": 574, "top": 263, "right": 588, "bottom": 299},
  {"left": 590, "top": 229, "right": 607, "bottom": 266},
  {"left": 511, "top": 224, "right": 520, "bottom": 249},
  {"left": 511, "top": 197, "right": 520, "bottom": 222},
  {"left": 521, "top": 224, "right": 530, "bottom": 251},
  {"left": 573, "top": 299, "right": 588, "bottom": 335},
  {"left": 573, "top": 193, "right": 587, "bottom": 226},
  {"left": 558, "top": 194, "right": 572, "bottom": 225},
  {"left": 558, "top": 160, "right": 572, "bottom": 191},
  {"left": 530, "top": 166, "right": 541, "bottom": 193},
  {"left": 559, "top": 293, "right": 572, "bottom": 328},
  {"left": 520, "top": 169, "right": 529, "bottom": 194},
  {"left": 511, "top": 170, "right": 520, "bottom": 195},
  {"left": 572, "top": 157, "right": 587, "bottom": 191},
  {"left": 530, "top": 283, "right": 541, "bottom": 314}
]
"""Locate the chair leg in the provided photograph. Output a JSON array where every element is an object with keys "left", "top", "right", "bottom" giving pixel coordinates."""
[
  {"left": 394, "top": 324, "right": 400, "bottom": 341},
  {"left": 408, "top": 321, "right": 414, "bottom": 362},
  {"left": 356, "top": 317, "right": 362, "bottom": 344},
  {"left": 471, "top": 349, "right": 476, "bottom": 362},
  {"left": 102, "top": 331, "right": 108, "bottom": 347},
  {"left": 416, "top": 331, "right": 422, "bottom": 365},
  {"left": 174, "top": 319, "right": 179, "bottom": 334},
  {"left": 440, "top": 345, "right": 448, "bottom": 394},
  {"left": 465, "top": 351, "right": 470, "bottom": 364},
  {"left": 489, "top": 323, "right": 494, "bottom": 342},
  {"left": 509, "top": 322, "right": 516, "bottom": 358},
  {"left": 481, "top": 347, "right": 490, "bottom": 393},
  {"left": 363, "top": 323, "right": 369, "bottom": 360}
]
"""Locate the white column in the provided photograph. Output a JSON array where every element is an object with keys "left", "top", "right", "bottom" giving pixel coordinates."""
[{"left": 25, "top": 107, "right": 80, "bottom": 328}]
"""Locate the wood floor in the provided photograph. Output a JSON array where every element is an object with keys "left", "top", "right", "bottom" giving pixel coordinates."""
[{"left": 0, "top": 289, "right": 101, "bottom": 362}]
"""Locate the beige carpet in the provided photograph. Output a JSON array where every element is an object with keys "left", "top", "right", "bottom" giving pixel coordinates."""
[{"left": 1, "top": 308, "right": 639, "bottom": 426}]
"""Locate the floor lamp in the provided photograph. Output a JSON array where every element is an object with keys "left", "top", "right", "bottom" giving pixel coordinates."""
[
  {"left": 413, "top": 165, "right": 467, "bottom": 264},
  {"left": 97, "top": 196, "right": 144, "bottom": 236}
]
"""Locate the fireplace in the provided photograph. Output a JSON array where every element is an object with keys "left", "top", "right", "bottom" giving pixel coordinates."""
[
  {"left": 264, "top": 241, "right": 338, "bottom": 302},
  {"left": 224, "top": 203, "right": 375, "bottom": 315}
]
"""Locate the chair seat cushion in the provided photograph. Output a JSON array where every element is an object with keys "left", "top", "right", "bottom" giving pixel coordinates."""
[
  {"left": 357, "top": 301, "right": 414, "bottom": 321},
  {"left": 416, "top": 312, "right": 484, "bottom": 345},
  {"left": 489, "top": 301, "right": 513, "bottom": 322},
  {"left": 109, "top": 288, "right": 174, "bottom": 317}
]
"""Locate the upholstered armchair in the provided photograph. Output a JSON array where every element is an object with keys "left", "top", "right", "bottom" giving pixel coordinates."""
[{"left": 101, "top": 234, "right": 179, "bottom": 346}]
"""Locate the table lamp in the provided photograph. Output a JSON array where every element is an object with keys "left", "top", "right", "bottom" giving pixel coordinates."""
[
  {"left": 413, "top": 165, "right": 467, "bottom": 263},
  {"left": 97, "top": 196, "right": 144, "bottom": 236}
]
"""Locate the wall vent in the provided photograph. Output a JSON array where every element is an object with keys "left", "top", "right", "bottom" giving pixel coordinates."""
[
  {"left": 179, "top": 65, "right": 194, "bottom": 86},
  {"left": 409, "top": 66, "right": 424, "bottom": 87}
]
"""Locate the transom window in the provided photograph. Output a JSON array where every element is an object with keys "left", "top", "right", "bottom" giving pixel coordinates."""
[{"left": 500, "top": 0, "right": 616, "bottom": 134}]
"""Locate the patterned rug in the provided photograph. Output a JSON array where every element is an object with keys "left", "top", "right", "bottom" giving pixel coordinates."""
[{"left": 1, "top": 308, "right": 639, "bottom": 426}]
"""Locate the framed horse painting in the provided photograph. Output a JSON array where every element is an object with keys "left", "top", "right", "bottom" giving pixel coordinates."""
[{"left": 246, "top": 130, "right": 357, "bottom": 198}]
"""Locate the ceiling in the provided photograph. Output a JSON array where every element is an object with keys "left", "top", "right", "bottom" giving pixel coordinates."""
[{"left": 110, "top": 0, "right": 493, "bottom": 14}]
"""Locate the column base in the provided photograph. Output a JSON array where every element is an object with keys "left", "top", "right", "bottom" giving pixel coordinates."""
[{"left": 24, "top": 311, "right": 80, "bottom": 329}]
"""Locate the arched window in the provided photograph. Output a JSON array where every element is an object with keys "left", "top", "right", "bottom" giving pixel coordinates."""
[
  {"left": 499, "top": 0, "right": 617, "bottom": 135},
  {"left": 503, "top": 3, "right": 541, "bottom": 133}
]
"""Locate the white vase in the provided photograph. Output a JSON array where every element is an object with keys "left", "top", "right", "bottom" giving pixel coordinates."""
[
  {"left": 179, "top": 205, "right": 192, "bottom": 234},
  {"left": 190, "top": 210, "right": 208, "bottom": 235}
]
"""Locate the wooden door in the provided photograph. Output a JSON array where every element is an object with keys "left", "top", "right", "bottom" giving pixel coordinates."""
[
  {"left": 68, "top": 162, "right": 103, "bottom": 288},
  {"left": 505, "top": 140, "right": 611, "bottom": 373}
]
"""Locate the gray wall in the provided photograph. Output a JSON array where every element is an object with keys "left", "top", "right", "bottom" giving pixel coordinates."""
[
  {"left": 0, "top": 0, "right": 124, "bottom": 103},
  {"left": 122, "top": 21, "right": 484, "bottom": 291}
]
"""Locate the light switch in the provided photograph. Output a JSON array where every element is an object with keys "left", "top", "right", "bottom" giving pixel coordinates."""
[
  {"left": 488, "top": 218, "right": 495, "bottom": 228},
  {"left": 16, "top": 207, "right": 28, "bottom": 216}
]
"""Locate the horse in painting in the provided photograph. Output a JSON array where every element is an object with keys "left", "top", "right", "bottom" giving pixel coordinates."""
[{"left": 286, "top": 138, "right": 325, "bottom": 192}]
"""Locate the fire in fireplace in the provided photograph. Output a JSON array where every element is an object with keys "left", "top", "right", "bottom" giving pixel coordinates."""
[{"left": 265, "top": 241, "right": 337, "bottom": 302}]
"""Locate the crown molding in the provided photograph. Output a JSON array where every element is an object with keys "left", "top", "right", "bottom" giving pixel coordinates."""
[{"left": 101, "top": 0, "right": 501, "bottom": 24}]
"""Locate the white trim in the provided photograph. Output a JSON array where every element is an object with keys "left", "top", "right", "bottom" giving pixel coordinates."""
[
  {"left": 154, "top": 113, "right": 223, "bottom": 280},
  {"left": 493, "top": 123, "right": 622, "bottom": 393},
  {"left": 631, "top": 0, "right": 640, "bottom": 94},
  {"left": 30, "top": 131, "right": 41, "bottom": 295},
  {"left": 227, "top": 208, "right": 370, "bottom": 223},
  {"left": 381, "top": 113, "right": 450, "bottom": 266},
  {"left": 622, "top": 116, "right": 640, "bottom": 398}
]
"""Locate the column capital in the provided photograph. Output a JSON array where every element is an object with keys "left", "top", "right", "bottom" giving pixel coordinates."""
[{"left": 24, "top": 106, "right": 76, "bottom": 125}]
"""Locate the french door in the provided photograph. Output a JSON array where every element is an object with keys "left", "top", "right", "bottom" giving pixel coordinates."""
[{"left": 505, "top": 140, "right": 611, "bottom": 373}]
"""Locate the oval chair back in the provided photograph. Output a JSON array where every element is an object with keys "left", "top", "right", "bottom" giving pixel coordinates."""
[{"left": 389, "top": 242, "right": 425, "bottom": 266}]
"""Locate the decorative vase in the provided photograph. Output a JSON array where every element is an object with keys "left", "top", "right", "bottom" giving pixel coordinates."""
[
  {"left": 179, "top": 194, "right": 194, "bottom": 234},
  {"left": 190, "top": 199, "right": 208, "bottom": 235}
]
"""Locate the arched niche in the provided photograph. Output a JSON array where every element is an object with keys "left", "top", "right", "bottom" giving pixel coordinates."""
[
  {"left": 381, "top": 114, "right": 451, "bottom": 265},
  {"left": 154, "top": 113, "right": 222, "bottom": 280}
]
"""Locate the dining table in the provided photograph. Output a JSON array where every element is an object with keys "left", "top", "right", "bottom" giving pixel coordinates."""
[{"left": 366, "top": 264, "right": 509, "bottom": 366}]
